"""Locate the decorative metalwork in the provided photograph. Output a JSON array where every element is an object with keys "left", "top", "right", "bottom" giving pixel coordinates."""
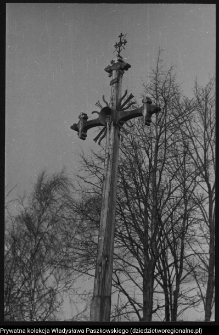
[
  {"left": 95, "top": 101, "right": 103, "bottom": 109},
  {"left": 70, "top": 94, "right": 161, "bottom": 144},
  {"left": 70, "top": 34, "right": 161, "bottom": 145},
  {"left": 93, "top": 96, "right": 110, "bottom": 145},
  {"left": 113, "top": 33, "right": 127, "bottom": 59}
]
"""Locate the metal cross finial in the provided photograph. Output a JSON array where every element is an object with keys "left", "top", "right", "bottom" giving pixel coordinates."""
[{"left": 113, "top": 33, "right": 127, "bottom": 59}]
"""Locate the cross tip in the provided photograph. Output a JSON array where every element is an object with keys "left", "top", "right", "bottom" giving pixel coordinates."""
[{"left": 113, "top": 33, "right": 128, "bottom": 58}]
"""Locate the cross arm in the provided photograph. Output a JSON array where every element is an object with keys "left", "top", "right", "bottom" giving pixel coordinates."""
[
  {"left": 70, "top": 113, "right": 104, "bottom": 140},
  {"left": 81, "top": 118, "right": 104, "bottom": 130},
  {"left": 118, "top": 98, "right": 161, "bottom": 126},
  {"left": 70, "top": 99, "right": 161, "bottom": 141},
  {"left": 118, "top": 107, "right": 143, "bottom": 123}
]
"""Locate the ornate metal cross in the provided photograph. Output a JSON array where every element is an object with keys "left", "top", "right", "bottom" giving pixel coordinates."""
[
  {"left": 70, "top": 34, "right": 161, "bottom": 322},
  {"left": 114, "top": 32, "right": 127, "bottom": 59}
]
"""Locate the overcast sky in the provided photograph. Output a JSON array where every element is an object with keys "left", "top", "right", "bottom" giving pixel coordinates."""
[{"left": 6, "top": 3, "right": 215, "bottom": 200}]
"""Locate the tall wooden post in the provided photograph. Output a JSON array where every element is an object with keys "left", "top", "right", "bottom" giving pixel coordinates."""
[
  {"left": 90, "top": 61, "right": 124, "bottom": 322},
  {"left": 70, "top": 33, "right": 161, "bottom": 322}
]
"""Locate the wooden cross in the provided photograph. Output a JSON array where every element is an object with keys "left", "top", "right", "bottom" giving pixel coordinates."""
[{"left": 70, "top": 34, "right": 161, "bottom": 321}]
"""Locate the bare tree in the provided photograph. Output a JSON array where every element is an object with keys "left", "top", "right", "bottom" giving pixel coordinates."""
[
  {"left": 179, "top": 77, "right": 215, "bottom": 321},
  {"left": 74, "top": 89, "right": 197, "bottom": 322},
  {"left": 68, "top": 55, "right": 214, "bottom": 322},
  {"left": 4, "top": 170, "right": 81, "bottom": 321},
  {"left": 154, "top": 139, "right": 203, "bottom": 321}
]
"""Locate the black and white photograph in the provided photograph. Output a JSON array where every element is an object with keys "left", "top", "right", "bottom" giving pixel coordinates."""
[{"left": 5, "top": 3, "right": 215, "bottom": 322}]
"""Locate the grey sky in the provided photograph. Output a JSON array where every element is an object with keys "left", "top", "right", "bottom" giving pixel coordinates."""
[{"left": 6, "top": 3, "right": 215, "bottom": 198}]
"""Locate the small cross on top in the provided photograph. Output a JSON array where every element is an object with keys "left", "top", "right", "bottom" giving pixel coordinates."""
[{"left": 114, "top": 33, "right": 127, "bottom": 59}]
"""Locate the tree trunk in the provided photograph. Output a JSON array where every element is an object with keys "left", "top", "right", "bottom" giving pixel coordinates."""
[
  {"left": 205, "top": 192, "right": 215, "bottom": 321},
  {"left": 172, "top": 285, "right": 180, "bottom": 321},
  {"left": 142, "top": 201, "right": 155, "bottom": 322},
  {"left": 142, "top": 262, "right": 155, "bottom": 321},
  {"left": 164, "top": 288, "right": 170, "bottom": 321}
]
